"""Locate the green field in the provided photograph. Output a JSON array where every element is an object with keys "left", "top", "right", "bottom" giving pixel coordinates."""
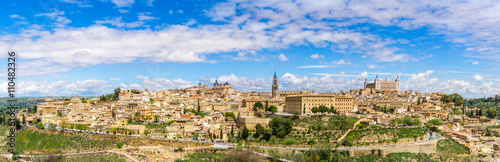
[
  {"left": 59, "top": 155, "right": 126, "bottom": 162},
  {"left": 355, "top": 152, "right": 436, "bottom": 162},
  {"left": 15, "top": 129, "right": 115, "bottom": 153},
  {"left": 293, "top": 115, "right": 359, "bottom": 130},
  {"left": 0, "top": 125, "right": 11, "bottom": 153},
  {"left": 342, "top": 127, "right": 426, "bottom": 146},
  {"left": 436, "top": 139, "right": 469, "bottom": 154}
]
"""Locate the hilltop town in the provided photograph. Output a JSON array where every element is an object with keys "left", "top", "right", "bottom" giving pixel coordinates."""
[{"left": 4, "top": 72, "right": 500, "bottom": 161}]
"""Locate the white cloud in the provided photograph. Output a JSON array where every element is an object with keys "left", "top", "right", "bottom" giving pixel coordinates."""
[
  {"left": 229, "top": 50, "right": 266, "bottom": 61},
  {"left": 10, "top": 14, "right": 25, "bottom": 20},
  {"left": 146, "top": 0, "right": 154, "bottom": 6},
  {"left": 310, "top": 54, "right": 324, "bottom": 60},
  {"left": 110, "top": 78, "right": 121, "bottom": 80},
  {"left": 138, "top": 12, "right": 158, "bottom": 21},
  {"left": 118, "top": 9, "right": 129, "bottom": 13},
  {"left": 465, "top": 59, "right": 480, "bottom": 65},
  {"left": 35, "top": 9, "right": 72, "bottom": 27},
  {"left": 111, "top": 0, "right": 134, "bottom": 7},
  {"left": 136, "top": 75, "right": 148, "bottom": 80},
  {"left": 472, "top": 74, "right": 484, "bottom": 81},
  {"left": 332, "top": 59, "right": 350, "bottom": 65},
  {"left": 5, "top": 23, "right": 280, "bottom": 76},
  {"left": 397, "top": 38, "right": 410, "bottom": 44},
  {"left": 367, "top": 64, "right": 385, "bottom": 69},
  {"left": 278, "top": 54, "right": 289, "bottom": 61},
  {"left": 60, "top": 0, "right": 92, "bottom": 7},
  {"left": 297, "top": 65, "right": 330, "bottom": 68},
  {"left": 205, "top": 0, "right": 500, "bottom": 61}
]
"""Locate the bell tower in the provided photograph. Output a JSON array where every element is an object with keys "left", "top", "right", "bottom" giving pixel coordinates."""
[{"left": 272, "top": 71, "right": 279, "bottom": 99}]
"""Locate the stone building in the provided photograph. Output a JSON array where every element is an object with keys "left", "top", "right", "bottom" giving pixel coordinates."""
[
  {"left": 242, "top": 99, "right": 282, "bottom": 110},
  {"left": 335, "top": 95, "right": 354, "bottom": 113},
  {"left": 284, "top": 94, "right": 354, "bottom": 115},
  {"left": 284, "top": 94, "right": 335, "bottom": 115},
  {"left": 364, "top": 75, "right": 400, "bottom": 91},
  {"left": 237, "top": 116, "right": 271, "bottom": 130}
]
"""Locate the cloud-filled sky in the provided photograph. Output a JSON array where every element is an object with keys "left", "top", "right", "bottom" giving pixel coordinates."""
[{"left": 1, "top": 0, "right": 499, "bottom": 98}]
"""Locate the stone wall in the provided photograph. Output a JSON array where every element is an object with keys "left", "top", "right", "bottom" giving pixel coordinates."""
[{"left": 348, "top": 142, "right": 436, "bottom": 157}]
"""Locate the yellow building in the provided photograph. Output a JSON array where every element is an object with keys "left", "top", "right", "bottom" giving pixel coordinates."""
[
  {"left": 37, "top": 98, "right": 64, "bottom": 114},
  {"left": 335, "top": 95, "right": 354, "bottom": 113},
  {"left": 237, "top": 116, "right": 271, "bottom": 130},
  {"left": 284, "top": 94, "right": 354, "bottom": 115},
  {"left": 242, "top": 99, "right": 281, "bottom": 110},
  {"left": 284, "top": 94, "right": 335, "bottom": 115}
]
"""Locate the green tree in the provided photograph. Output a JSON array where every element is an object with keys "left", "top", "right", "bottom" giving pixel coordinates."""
[
  {"left": 311, "top": 107, "right": 318, "bottom": 114},
  {"left": 224, "top": 112, "right": 236, "bottom": 121},
  {"left": 37, "top": 122, "right": 45, "bottom": 129},
  {"left": 426, "top": 119, "right": 443, "bottom": 131},
  {"left": 330, "top": 106, "right": 337, "bottom": 113},
  {"left": 390, "top": 117, "right": 400, "bottom": 127},
  {"left": 220, "top": 129, "right": 224, "bottom": 139},
  {"left": 144, "top": 130, "right": 150, "bottom": 136},
  {"left": 154, "top": 115, "right": 160, "bottom": 123},
  {"left": 237, "top": 141, "right": 243, "bottom": 150},
  {"left": 487, "top": 108, "right": 497, "bottom": 119},
  {"left": 150, "top": 98, "right": 155, "bottom": 102},
  {"left": 413, "top": 118, "right": 421, "bottom": 126},
  {"left": 114, "top": 88, "right": 121, "bottom": 100},
  {"left": 194, "top": 133, "right": 200, "bottom": 140},
  {"left": 134, "top": 112, "right": 140, "bottom": 121},
  {"left": 267, "top": 105, "right": 278, "bottom": 113},
  {"left": 254, "top": 123, "right": 264, "bottom": 138},
  {"left": 269, "top": 118, "right": 292, "bottom": 138},
  {"left": 197, "top": 98, "right": 201, "bottom": 112},
  {"left": 241, "top": 126, "right": 249, "bottom": 140},
  {"left": 253, "top": 102, "right": 263, "bottom": 111},
  {"left": 166, "top": 120, "right": 176, "bottom": 125},
  {"left": 318, "top": 105, "right": 329, "bottom": 113},
  {"left": 403, "top": 115, "right": 414, "bottom": 125},
  {"left": 22, "top": 114, "right": 26, "bottom": 125},
  {"left": 60, "top": 120, "right": 69, "bottom": 129}
]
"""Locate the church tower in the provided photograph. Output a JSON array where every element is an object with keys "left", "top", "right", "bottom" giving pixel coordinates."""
[{"left": 272, "top": 71, "right": 279, "bottom": 99}]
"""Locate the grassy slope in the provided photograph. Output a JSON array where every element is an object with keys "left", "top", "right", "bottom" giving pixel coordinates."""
[{"left": 436, "top": 139, "right": 469, "bottom": 154}]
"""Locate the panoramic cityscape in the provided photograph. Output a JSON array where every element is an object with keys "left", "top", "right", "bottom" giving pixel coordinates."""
[{"left": 1, "top": 0, "right": 500, "bottom": 162}]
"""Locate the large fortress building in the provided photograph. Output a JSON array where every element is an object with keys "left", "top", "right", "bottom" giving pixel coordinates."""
[{"left": 364, "top": 75, "right": 400, "bottom": 91}]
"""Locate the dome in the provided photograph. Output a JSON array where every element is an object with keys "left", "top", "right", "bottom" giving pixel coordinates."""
[
  {"left": 224, "top": 81, "right": 230, "bottom": 85},
  {"left": 214, "top": 79, "right": 219, "bottom": 86},
  {"left": 45, "top": 98, "right": 53, "bottom": 102}
]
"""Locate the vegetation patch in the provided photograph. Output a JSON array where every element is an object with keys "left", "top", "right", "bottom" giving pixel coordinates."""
[
  {"left": 15, "top": 129, "right": 114, "bottom": 153},
  {"left": 354, "top": 152, "right": 436, "bottom": 162},
  {"left": 59, "top": 155, "right": 126, "bottom": 162},
  {"left": 175, "top": 150, "right": 265, "bottom": 162},
  {"left": 436, "top": 139, "right": 469, "bottom": 154},
  {"left": 342, "top": 127, "right": 426, "bottom": 146},
  {"left": 293, "top": 115, "right": 359, "bottom": 130}
]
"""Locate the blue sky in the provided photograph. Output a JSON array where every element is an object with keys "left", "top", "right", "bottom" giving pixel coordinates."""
[{"left": 1, "top": 0, "right": 499, "bottom": 98}]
